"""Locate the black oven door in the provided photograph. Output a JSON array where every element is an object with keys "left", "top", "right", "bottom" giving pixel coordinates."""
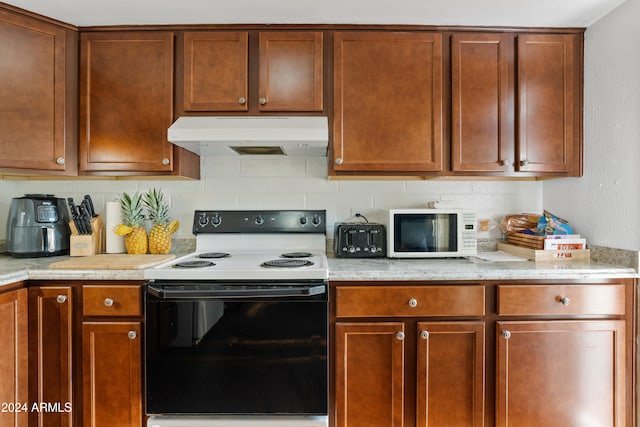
[{"left": 144, "top": 281, "right": 328, "bottom": 416}]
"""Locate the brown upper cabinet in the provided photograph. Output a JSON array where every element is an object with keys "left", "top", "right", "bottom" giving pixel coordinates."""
[
  {"left": 182, "top": 31, "right": 249, "bottom": 112},
  {"left": 451, "top": 32, "right": 582, "bottom": 176},
  {"left": 517, "top": 33, "right": 581, "bottom": 175},
  {"left": 332, "top": 32, "right": 443, "bottom": 174},
  {"left": 0, "top": 8, "right": 78, "bottom": 176},
  {"left": 181, "top": 31, "right": 324, "bottom": 114},
  {"left": 79, "top": 32, "right": 199, "bottom": 178},
  {"left": 451, "top": 32, "right": 514, "bottom": 173}
]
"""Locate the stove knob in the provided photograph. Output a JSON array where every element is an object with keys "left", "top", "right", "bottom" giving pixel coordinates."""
[
  {"left": 255, "top": 215, "right": 264, "bottom": 225},
  {"left": 311, "top": 215, "right": 322, "bottom": 226},
  {"left": 299, "top": 216, "right": 308, "bottom": 225},
  {"left": 198, "top": 214, "right": 209, "bottom": 227},
  {"left": 369, "top": 246, "right": 378, "bottom": 253},
  {"left": 211, "top": 215, "right": 222, "bottom": 227}
]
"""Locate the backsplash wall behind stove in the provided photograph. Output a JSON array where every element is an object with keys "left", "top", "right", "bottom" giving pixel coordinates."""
[{"left": 0, "top": 157, "right": 543, "bottom": 242}]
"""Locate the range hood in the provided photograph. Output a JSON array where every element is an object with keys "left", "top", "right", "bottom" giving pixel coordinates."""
[{"left": 167, "top": 116, "right": 328, "bottom": 157}]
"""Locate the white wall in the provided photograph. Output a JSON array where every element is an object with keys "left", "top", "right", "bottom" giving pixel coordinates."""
[
  {"left": 0, "top": 180, "right": 16, "bottom": 237},
  {"left": 2, "top": 157, "right": 543, "bottom": 242},
  {"left": 543, "top": 0, "right": 640, "bottom": 251}
]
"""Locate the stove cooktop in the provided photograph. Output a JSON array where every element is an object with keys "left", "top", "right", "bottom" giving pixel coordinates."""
[{"left": 144, "top": 251, "right": 329, "bottom": 281}]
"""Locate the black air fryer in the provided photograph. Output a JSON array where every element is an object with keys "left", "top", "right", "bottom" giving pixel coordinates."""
[{"left": 6, "top": 194, "right": 71, "bottom": 257}]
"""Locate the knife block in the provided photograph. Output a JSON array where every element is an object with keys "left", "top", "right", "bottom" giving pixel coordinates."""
[{"left": 69, "top": 215, "right": 104, "bottom": 256}]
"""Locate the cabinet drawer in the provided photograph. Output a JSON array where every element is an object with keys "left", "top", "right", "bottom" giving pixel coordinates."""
[
  {"left": 83, "top": 285, "right": 142, "bottom": 317},
  {"left": 497, "top": 284, "right": 625, "bottom": 316},
  {"left": 336, "top": 285, "right": 485, "bottom": 318}
]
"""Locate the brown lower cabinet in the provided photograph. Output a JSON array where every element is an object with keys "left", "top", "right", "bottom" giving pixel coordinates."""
[
  {"left": 82, "top": 322, "right": 142, "bottom": 427},
  {"left": 334, "top": 284, "right": 486, "bottom": 427},
  {"left": 332, "top": 280, "right": 634, "bottom": 427},
  {"left": 81, "top": 284, "right": 143, "bottom": 427},
  {"left": 18, "top": 281, "right": 144, "bottom": 427},
  {"left": 496, "top": 320, "right": 625, "bottom": 427},
  {"left": 0, "top": 287, "right": 28, "bottom": 427},
  {"left": 28, "top": 286, "right": 74, "bottom": 427}
]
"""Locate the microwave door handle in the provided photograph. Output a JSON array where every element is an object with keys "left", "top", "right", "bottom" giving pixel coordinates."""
[{"left": 147, "top": 284, "right": 326, "bottom": 299}]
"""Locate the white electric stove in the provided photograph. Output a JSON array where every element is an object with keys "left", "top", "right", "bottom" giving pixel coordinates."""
[{"left": 144, "top": 210, "right": 329, "bottom": 427}]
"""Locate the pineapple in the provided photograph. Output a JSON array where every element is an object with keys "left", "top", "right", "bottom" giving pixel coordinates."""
[
  {"left": 115, "top": 192, "right": 148, "bottom": 254},
  {"left": 143, "top": 188, "right": 179, "bottom": 254}
]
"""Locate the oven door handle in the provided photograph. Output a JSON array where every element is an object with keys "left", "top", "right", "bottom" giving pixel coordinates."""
[{"left": 146, "top": 284, "right": 326, "bottom": 299}]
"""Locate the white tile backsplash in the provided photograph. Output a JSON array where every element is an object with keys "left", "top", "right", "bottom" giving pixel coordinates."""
[{"left": 0, "top": 157, "right": 543, "bottom": 240}]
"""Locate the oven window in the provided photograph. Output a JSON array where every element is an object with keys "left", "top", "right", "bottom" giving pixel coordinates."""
[
  {"left": 145, "top": 295, "right": 328, "bottom": 415},
  {"left": 394, "top": 213, "right": 458, "bottom": 252}
]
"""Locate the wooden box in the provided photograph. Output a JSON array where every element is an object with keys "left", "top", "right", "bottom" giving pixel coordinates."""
[{"left": 497, "top": 242, "right": 590, "bottom": 262}]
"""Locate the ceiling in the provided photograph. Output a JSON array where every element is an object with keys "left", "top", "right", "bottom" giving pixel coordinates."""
[{"left": 4, "top": 0, "right": 629, "bottom": 28}]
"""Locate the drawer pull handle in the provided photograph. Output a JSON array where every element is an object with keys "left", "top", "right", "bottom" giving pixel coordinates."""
[
  {"left": 127, "top": 331, "right": 137, "bottom": 340},
  {"left": 56, "top": 295, "right": 67, "bottom": 304},
  {"left": 104, "top": 298, "right": 114, "bottom": 307},
  {"left": 501, "top": 330, "right": 511, "bottom": 339},
  {"left": 559, "top": 297, "right": 571, "bottom": 306},
  {"left": 395, "top": 331, "right": 405, "bottom": 341},
  {"left": 420, "top": 330, "right": 429, "bottom": 340},
  {"left": 408, "top": 298, "right": 418, "bottom": 308}
]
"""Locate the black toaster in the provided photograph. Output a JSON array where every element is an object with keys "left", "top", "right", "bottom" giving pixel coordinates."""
[{"left": 333, "top": 222, "right": 386, "bottom": 258}]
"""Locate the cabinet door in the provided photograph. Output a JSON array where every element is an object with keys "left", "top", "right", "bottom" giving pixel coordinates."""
[
  {"left": 0, "top": 288, "right": 28, "bottom": 427},
  {"left": 333, "top": 32, "right": 443, "bottom": 173},
  {"left": 183, "top": 31, "right": 248, "bottom": 112},
  {"left": 416, "top": 322, "right": 485, "bottom": 427},
  {"left": 28, "top": 286, "right": 73, "bottom": 427},
  {"left": 517, "top": 33, "right": 581, "bottom": 174},
  {"left": 335, "top": 322, "right": 405, "bottom": 427},
  {"left": 496, "top": 320, "right": 625, "bottom": 427},
  {"left": 82, "top": 322, "right": 142, "bottom": 427},
  {"left": 258, "top": 31, "right": 323, "bottom": 112},
  {"left": 451, "top": 33, "right": 514, "bottom": 172},
  {"left": 80, "top": 32, "right": 174, "bottom": 173},
  {"left": 0, "top": 10, "right": 75, "bottom": 173}
]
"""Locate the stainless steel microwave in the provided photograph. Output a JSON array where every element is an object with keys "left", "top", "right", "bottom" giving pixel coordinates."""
[{"left": 387, "top": 209, "right": 477, "bottom": 258}]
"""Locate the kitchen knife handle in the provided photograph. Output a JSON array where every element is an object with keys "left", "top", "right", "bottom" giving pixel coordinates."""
[{"left": 84, "top": 195, "right": 97, "bottom": 217}]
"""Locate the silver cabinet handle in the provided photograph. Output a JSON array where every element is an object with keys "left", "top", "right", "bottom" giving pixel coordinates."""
[
  {"left": 56, "top": 157, "right": 65, "bottom": 165},
  {"left": 559, "top": 296, "right": 571, "bottom": 306},
  {"left": 259, "top": 97, "right": 267, "bottom": 105},
  {"left": 161, "top": 158, "right": 170, "bottom": 165},
  {"left": 501, "top": 330, "right": 511, "bottom": 339},
  {"left": 104, "top": 298, "right": 114, "bottom": 307},
  {"left": 335, "top": 157, "right": 343, "bottom": 165},
  {"left": 395, "top": 331, "right": 405, "bottom": 341},
  {"left": 127, "top": 331, "right": 137, "bottom": 340},
  {"left": 238, "top": 96, "right": 246, "bottom": 105},
  {"left": 520, "top": 159, "right": 529, "bottom": 167},
  {"left": 408, "top": 298, "right": 418, "bottom": 308},
  {"left": 56, "top": 294, "right": 67, "bottom": 304},
  {"left": 420, "top": 330, "right": 429, "bottom": 340}
]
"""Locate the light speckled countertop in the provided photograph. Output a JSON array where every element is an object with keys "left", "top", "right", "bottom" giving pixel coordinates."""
[
  {"left": 327, "top": 256, "right": 638, "bottom": 281},
  {"left": 0, "top": 254, "right": 147, "bottom": 287},
  {"left": 1, "top": 252, "right": 637, "bottom": 289}
]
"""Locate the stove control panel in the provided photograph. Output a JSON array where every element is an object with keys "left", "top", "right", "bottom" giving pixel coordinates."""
[{"left": 193, "top": 210, "right": 326, "bottom": 234}]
